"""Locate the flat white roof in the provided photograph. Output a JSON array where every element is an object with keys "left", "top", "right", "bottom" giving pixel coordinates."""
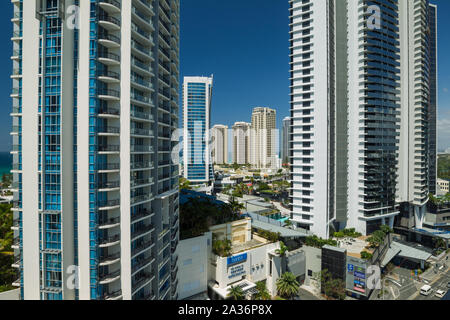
[{"left": 210, "top": 279, "right": 256, "bottom": 299}]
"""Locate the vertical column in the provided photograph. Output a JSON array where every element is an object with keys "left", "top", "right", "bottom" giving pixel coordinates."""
[
  {"left": 22, "top": 0, "right": 41, "bottom": 300},
  {"left": 120, "top": 0, "right": 132, "bottom": 300},
  {"left": 76, "top": 0, "right": 91, "bottom": 300}
]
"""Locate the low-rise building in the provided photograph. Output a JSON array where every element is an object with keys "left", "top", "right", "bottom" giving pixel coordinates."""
[
  {"left": 175, "top": 232, "right": 213, "bottom": 300},
  {"left": 208, "top": 218, "right": 282, "bottom": 299},
  {"left": 176, "top": 216, "right": 295, "bottom": 300},
  {"left": 437, "top": 178, "right": 450, "bottom": 195}
]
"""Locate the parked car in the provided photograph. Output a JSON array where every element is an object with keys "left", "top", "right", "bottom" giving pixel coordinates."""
[
  {"left": 447, "top": 281, "right": 450, "bottom": 289},
  {"left": 435, "top": 290, "right": 446, "bottom": 299}
]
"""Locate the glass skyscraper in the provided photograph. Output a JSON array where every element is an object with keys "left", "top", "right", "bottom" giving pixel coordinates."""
[
  {"left": 11, "top": 0, "right": 180, "bottom": 300},
  {"left": 182, "top": 76, "right": 214, "bottom": 184}
]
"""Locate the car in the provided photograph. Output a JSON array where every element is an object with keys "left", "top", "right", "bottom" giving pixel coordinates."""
[
  {"left": 420, "top": 285, "right": 432, "bottom": 296},
  {"left": 447, "top": 282, "right": 450, "bottom": 289},
  {"left": 435, "top": 290, "right": 446, "bottom": 299}
]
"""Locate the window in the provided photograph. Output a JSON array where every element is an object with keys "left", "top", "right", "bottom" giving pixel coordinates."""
[{"left": 183, "top": 259, "right": 193, "bottom": 266}]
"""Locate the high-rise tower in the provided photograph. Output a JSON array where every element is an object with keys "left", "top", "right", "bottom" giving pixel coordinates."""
[
  {"left": 232, "top": 122, "right": 251, "bottom": 165},
  {"left": 289, "top": 0, "right": 437, "bottom": 236},
  {"left": 250, "top": 107, "right": 277, "bottom": 169},
  {"left": 182, "top": 76, "right": 214, "bottom": 184},
  {"left": 211, "top": 124, "right": 228, "bottom": 165},
  {"left": 11, "top": 0, "right": 180, "bottom": 300}
]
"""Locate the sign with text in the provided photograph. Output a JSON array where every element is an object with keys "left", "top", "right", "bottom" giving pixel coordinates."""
[{"left": 227, "top": 253, "right": 248, "bottom": 267}]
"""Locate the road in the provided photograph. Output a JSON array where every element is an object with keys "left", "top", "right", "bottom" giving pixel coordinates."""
[
  {"left": 375, "top": 252, "right": 450, "bottom": 300},
  {"left": 413, "top": 268, "right": 450, "bottom": 300}
]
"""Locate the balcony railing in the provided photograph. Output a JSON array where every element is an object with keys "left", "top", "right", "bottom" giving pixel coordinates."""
[
  {"left": 98, "top": 199, "right": 120, "bottom": 208},
  {"left": 132, "top": 255, "right": 154, "bottom": 273},
  {"left": 99, "top": 234, "right": 121, "bottom": 246},
  {"left": 101, "top": 289, "right": 122, "bottom": 301},
  {"left": 98, "top": 216, "right": 120, "bottom": 228}
]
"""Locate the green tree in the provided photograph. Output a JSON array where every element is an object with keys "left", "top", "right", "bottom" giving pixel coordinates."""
[
  {"left": 379, "top": 225, "right": 393, "bottom": 235},
  {"left": 179, "top": 177, "right": 192, "bottom": 190},
  {"left": 228, "top": 197, "right": 245, "bottom": 216},
  {"left": 254, "top": 281, "right": 271, "bottom": 300},
  {"left": 320, "top": 269, "right": 346, "bottom": 300},
  {"left": 276, "top": 272, "right": 299, "bottom": 299},
  {"left": 227, "top": 285, "right": 245, "bottom": 300},
  {"left": 212, "top": 238, "right": 232, "bottom": 257},
  {"left": 360, "top": 251, "right": 373, "bottom": 261},
  {"left": 304, "top": 235, "right": 338, "bottom": 248},
  {"left": 275, "top": 241, "right": 289, "bottom": 257},
  {"left": 0, "top": 204, "right": 14, "bottom": 292},
  {"left": 367, "top": 230, "right": 386, "bottom": 248}
]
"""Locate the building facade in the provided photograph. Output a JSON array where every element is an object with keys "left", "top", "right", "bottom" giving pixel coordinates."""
[
  {"left": 11, "top": 0, "right": 180, "bottom": 300},
  {"left": 232, "top": 122, "right": 251, "bottom": 165},
  {"left": 398, "top": 0, "right": 437, "bottom": 229},
  {"left": 250, "top": 107, "right": 277, "bottom": 169},
  {"left": 289, "top": 0, "right": 437, "bottom": 237},
  {"left": 281, "top": 116, "right": 290, "bottom": 165},
  {"left": 428, "top": 4, "right": 438, "bottom": 196},
  {"left": 182, "top": 76, "right": 214, "bottom": 184},
  {"left": 289, "top": 0, "right": 337, "bottom": 238},
  {"left": 211, "top": 124, "right": 228, "bottom": 165}
]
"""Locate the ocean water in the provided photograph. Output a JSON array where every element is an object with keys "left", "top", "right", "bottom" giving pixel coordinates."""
[{"left": 0, "top": 152, "right": 12, "bottom": 182}]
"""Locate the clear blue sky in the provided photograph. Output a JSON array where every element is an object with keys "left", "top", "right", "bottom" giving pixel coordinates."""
[{"left": 0, "top": 0, "right": 449, "bottom": 152}]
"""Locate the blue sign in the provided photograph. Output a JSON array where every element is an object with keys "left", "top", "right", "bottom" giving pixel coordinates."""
[
  {"left": 354, "top": 271, "right": 366, "bottom": 279},
  {"left": 348, "top": 264, "right": 354, "bottom": 272},
  {"left": 227, "top": 253, "right": 248, "bottom": 266}
]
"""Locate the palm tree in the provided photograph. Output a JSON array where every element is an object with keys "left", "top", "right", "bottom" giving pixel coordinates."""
[
  {"left": 228, "top": 197, "right": 245, "bottom": 216},
  {"left": 254, "top": 281, "right": 271, "bottom": 300},
  {"left": 227, "top": 285, "right": 245, "bottom": 300},
  {"left": 275, "top": 241, "right": 289, "bottom": 257},
  {"left": 276, "top": 272, "right": 299, "bottom": 299}
]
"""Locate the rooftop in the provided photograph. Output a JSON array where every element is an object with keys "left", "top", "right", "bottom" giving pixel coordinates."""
[
  {"left": 231, "top": 237, "right": 266, "bottom": 255},
  {"left": 251, "top": 219, "right": 309, "bottom": 238},
  {"left": 336, "top": 237, "right": 372, "bottom": 258}
]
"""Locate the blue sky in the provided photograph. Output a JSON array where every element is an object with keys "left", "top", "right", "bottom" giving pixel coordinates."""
[{"left": 0, "top": 0, "right": 449, "bottom": 152}]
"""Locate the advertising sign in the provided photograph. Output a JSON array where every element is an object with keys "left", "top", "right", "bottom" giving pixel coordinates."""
[
  {"left": 227, "top": 253, "right": 248, "bottom": 267},
  {"left": 348, "top": 264, "right": 354, "bottom": 273},
  {"left": 228, "top": 264, "right": 246, "bottom": 280}
]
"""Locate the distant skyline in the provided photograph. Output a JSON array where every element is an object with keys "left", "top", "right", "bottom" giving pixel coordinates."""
[{"left": 0, "top": 1, "right": 450, "bottom": 151}]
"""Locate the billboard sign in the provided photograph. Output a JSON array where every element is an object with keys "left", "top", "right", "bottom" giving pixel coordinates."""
[{"left": 227, "top": 253, "right": 248, "bottom": 267}]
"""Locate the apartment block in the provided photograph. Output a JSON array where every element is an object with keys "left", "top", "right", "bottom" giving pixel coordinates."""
[{"left": 11, "top": 0, "right": 180, "bottom": 300}]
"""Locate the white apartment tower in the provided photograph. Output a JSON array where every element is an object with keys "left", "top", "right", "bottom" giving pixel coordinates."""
[
  {"left": 211, "top": 125, "right": 228, "bottom": 165},
  {"left": 397, "top": 0, "right": 437, "bottom": 229},
  {"left": 11, "top": 0, "right": 180, "bottom": 300},
  {"left": 250, "top": 107, "right": 277, "bottom": 169},
  {"left": 232, "top": 122, "right": 251, "bottom": 165},
  {"left": 289, "top": 0, "right": 437, "bottom": 237}
]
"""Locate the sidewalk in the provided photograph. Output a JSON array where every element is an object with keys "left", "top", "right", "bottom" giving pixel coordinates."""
[{"left": 300, "top": 285, "right": 325, "bottom": 300}]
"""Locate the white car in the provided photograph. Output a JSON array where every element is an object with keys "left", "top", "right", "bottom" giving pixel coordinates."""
[
  {"left": 420, "top": 285, "right": 432, "bottom": 296},
  {"left": 435, "top": 290, "right": 446, "bottom": 299}
]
